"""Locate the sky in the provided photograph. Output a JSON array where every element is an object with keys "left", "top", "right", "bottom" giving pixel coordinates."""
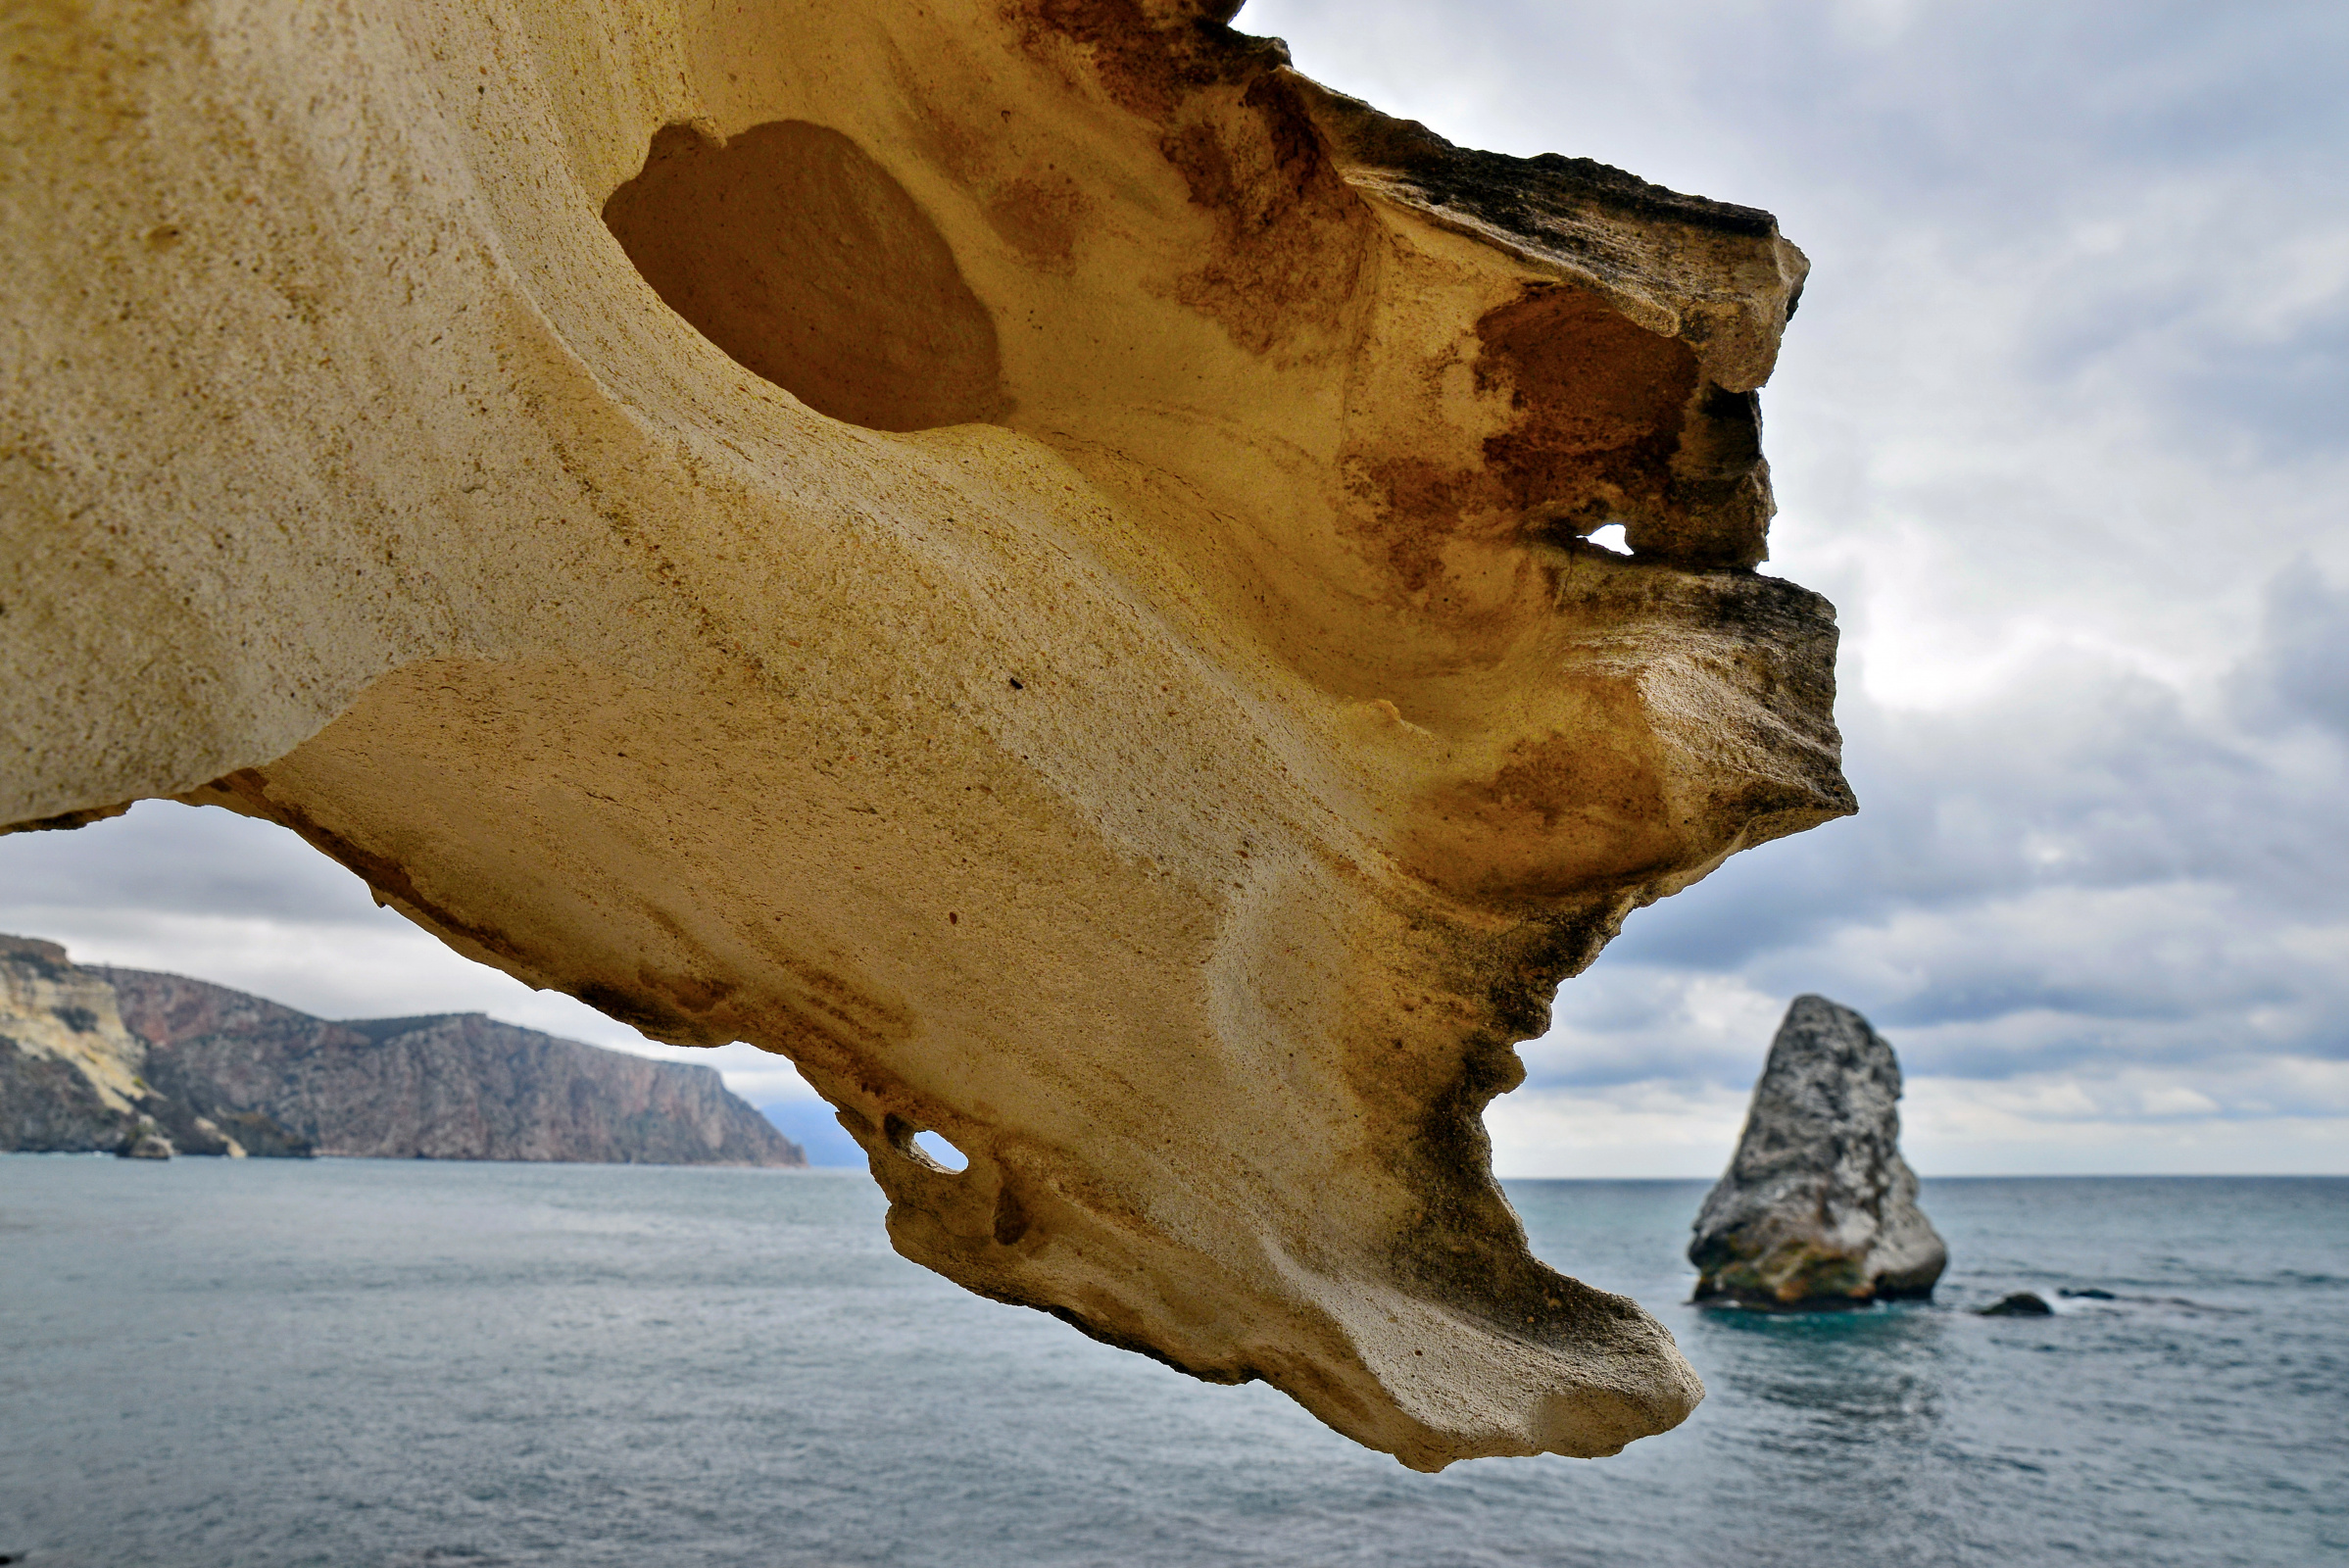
[{"left": 5, "top": 0, "right": 2345, "bottom": 1175}]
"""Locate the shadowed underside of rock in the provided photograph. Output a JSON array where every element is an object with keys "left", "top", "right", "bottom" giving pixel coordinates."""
[
  {"left": 1689, "top": 997, "right": 1946, "bottom": 1309},
  {"left": 3, "top": 0, "right": 1851, "bottom": 1466}
]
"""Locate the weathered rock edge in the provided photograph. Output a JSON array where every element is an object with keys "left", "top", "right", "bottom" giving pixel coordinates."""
[
  {"left": 3, "top": 0, "right": 1850, "bottom": 1466},
  {"left": 1689, "top": 997, "right": 1946, "bottom": 1308}
]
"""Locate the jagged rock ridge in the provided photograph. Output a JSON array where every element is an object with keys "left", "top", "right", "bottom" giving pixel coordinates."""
[
  {"left": 0, "top": 937, "right": 803, "bottom": 1166},
  {"left": 1688, "top": 995, "right": 1946, "bottom": 1308}
]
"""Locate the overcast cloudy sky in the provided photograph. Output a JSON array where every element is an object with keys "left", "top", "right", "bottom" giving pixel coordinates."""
[{"left": 5, "top": 0, "right": 2343, "bottom": 1175}]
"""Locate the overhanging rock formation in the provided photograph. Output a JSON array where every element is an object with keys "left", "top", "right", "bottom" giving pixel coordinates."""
[{"left": 3, "top": 0, "right": 1852, "bottom": 1467}]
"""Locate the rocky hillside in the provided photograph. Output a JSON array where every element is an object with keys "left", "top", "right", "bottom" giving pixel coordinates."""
[
  {"left": 0, "top": 935, "right": 803, "bottom": 1165},
  {"left": 0, "top": 936, "right": 156, "bottom": 1151}
]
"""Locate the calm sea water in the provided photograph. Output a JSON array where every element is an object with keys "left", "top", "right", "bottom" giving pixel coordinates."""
[{"left": 2, "top": 1159, "right": 2342, "bottom": 1568}]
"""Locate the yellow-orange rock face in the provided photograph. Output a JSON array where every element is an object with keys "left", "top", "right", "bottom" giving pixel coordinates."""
[{"left": 1, "top": 0, "right": 1851, "bottom": 1467}]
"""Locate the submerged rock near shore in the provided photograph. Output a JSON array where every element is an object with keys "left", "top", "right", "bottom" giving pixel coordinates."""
[
  {"left": 1689, "top": 996, "right": 1946, "bottom": 1308},
  {"left": 0, "top": 936, "right": 803, "bottom": 1166}
]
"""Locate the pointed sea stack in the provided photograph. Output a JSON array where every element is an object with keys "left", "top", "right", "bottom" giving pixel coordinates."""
[{"left": 1689, "top": 996, "right": 1946, "bottom": 1308}]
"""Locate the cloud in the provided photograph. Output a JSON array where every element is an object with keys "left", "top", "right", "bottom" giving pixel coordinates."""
[
  {"left": 1486, "top": 1074, "right": 2349, "bottom": 1180},
  {"left": 2242, "top": 563, "right": 2349, "bottom": 739},
  {"left": 1484, "top": 1081, "right": 1753, "bottom": 1182}
]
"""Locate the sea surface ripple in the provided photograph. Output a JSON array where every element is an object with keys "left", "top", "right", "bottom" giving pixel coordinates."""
[{"left": 2, "top": 1160, "right": 2342, "bottom": 1567}]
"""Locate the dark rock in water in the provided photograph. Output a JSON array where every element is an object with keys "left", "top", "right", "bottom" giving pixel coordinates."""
[
  {"left": 2060, "top": 1287, "right": 2116, "bottom": 1300},
  {"left": 1689, "top": 995, "right": 1947, "bottom": 1309},
  {"left": 1979, "top": 1291, "right": 2054, "bottom": 1317},
  {"left": 119, "top": 1127, "right": 174, "bottom": 1159}
]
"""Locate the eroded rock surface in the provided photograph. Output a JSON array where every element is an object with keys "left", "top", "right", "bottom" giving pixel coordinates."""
[
  {"left": 3, "top": 0, "right": 1850, "bottom": 1465},
  {"left": 1690, "top": 997, "right": 1946, "bottom": 1308}
]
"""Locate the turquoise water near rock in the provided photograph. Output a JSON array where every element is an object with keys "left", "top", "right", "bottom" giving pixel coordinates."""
[{"left": 2, "top": 1158, "right": 2342, "bottom": 1566}]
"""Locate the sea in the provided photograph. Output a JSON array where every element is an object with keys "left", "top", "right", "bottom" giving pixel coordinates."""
[{"left": 2, "top": 1159, "right": 2342, "bottom": 1568}]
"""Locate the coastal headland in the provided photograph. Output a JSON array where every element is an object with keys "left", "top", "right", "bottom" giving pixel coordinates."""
[{"left": 0, "top": 935, "right": 802, "bottom": 1166}]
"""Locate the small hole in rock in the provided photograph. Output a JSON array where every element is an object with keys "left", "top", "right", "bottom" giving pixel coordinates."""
[
  {"left": 912, "top": 1129, "right": 968, "bottom": 1171},
  {"left": 1587, "top": 522, "right": 1630, "bottom": 555}
]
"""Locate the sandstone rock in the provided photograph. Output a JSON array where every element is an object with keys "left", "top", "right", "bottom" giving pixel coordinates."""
[
  {"left": 1690, "top": 997, "right": 1945, "bottom": 1309},
  {"left": 2, "top": 0, "right": 1851, "bottom": 1465}
]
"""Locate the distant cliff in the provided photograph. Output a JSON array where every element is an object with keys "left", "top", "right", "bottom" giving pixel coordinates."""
[{"left": 0, "top": 935, "right": 804, "bottom": 1166}]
